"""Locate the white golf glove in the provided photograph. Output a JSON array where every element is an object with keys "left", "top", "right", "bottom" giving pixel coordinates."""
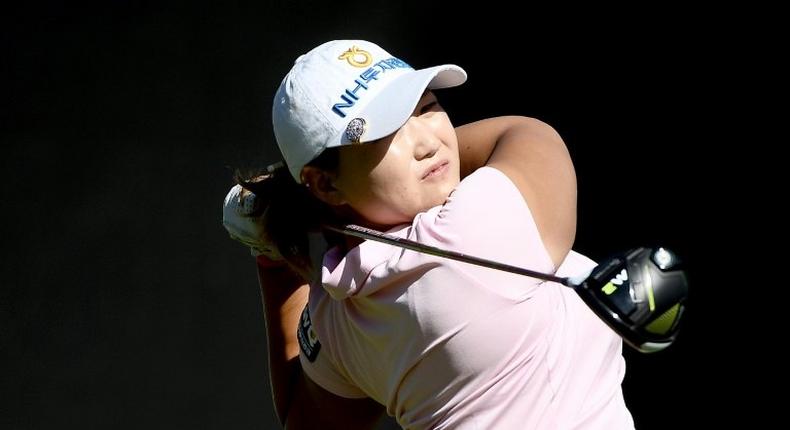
[{"left": 222, "top": 184, "right": 282, "bottom": 261}]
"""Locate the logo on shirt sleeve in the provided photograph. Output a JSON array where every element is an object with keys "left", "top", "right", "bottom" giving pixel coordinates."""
[{"left": 297, "top": 305, "right": 321, "bottom": 362}]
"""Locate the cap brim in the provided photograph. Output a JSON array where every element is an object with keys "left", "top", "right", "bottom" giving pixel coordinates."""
[{"left": 331, "top": 65, "right": 467, "bottom": 146}]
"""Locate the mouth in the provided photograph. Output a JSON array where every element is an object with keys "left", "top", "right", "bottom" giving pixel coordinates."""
[{"left": 421, "top": 160, "right": 449, "bottom": 180}]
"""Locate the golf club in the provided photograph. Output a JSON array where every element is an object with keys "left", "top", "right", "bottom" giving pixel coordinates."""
[{"left": 324, "top": 224, "right": 688, "bottom": 353}]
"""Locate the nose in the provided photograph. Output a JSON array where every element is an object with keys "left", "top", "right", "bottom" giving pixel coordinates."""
[{"left": 402, "top": 116, "right": 441, "bottom": 160}]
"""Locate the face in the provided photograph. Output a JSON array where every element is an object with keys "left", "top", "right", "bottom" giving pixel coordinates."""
[{"left": 325, "top": 91, "right": 460, "bottom": 228}]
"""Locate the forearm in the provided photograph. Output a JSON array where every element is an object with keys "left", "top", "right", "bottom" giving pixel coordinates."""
[
  {"left": 455, "top": 116, "right": 551, "bottom": 178},
  {"left": 477, "top": 116, "right": 576, "bottom": 267},
  {"left": 256, "top": 261, "right": 310, "bottom": 425},
  {"left": 455, "top": 116, "right": 562, "bottom": 178}
]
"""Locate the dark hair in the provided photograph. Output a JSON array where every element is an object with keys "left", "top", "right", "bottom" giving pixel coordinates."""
[{"left": 234, "top": 147, "right": 341, "bottom": 279}]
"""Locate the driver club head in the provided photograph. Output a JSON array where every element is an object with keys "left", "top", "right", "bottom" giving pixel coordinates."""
[{"left": 572, "top": 247, "right": 688, "bottom": 353}]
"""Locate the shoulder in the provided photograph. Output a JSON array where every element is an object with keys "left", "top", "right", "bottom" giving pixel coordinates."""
[
  {"left": 412, "top": 166, "right": 555, "bottom": 281},
  {"left": 430, "top": 166, "right": 535, "bottom": 232}
]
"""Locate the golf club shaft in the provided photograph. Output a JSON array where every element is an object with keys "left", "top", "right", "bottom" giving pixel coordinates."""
[{"left": 324, "top": 224, "right": 570, "bottom": 286}]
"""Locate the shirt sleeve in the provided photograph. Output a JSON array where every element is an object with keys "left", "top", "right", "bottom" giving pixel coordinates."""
[
  {"left": 427, "top": 166, "right": 557, "bottom": 299},
  {"left": 297, "top": 304, "right": 367, "bottom": 399}
]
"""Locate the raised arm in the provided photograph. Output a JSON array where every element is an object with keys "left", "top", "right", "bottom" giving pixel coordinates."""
[
  {"left": 254, "top": 262, "right": 383, "bottom": 430},
  {"left": 455, "top": 116, "right": 577, "bottom": 268},
  {"left": 255, "top": 261, "right": 308, "bottom": 423},
  {"left": 223, "top": 185, "right": 383, "bottom": 429}
]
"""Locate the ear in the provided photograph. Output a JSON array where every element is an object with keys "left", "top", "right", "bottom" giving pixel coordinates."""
[{"left": 301, "top": 166, "right": 347, "bottom": 207}]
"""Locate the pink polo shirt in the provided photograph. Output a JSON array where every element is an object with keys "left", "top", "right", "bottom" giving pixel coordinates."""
[{"left": 298, "top": 167, "right": 634, "bottom": 429}]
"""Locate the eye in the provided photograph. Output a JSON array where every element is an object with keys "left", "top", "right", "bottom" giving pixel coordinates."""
[{"left": 419, "top": 101, "right": 439, "bottom": 114}]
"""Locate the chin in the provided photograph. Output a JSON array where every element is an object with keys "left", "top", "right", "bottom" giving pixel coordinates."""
[
  {"left": 427, "top": 189, "right": 454, "bottom": 209},
  {"left": 439, "top": 179, "right": 459, "bottom": 197}
]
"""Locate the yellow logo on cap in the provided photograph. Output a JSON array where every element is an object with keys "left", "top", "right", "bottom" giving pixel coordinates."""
[{"left": 339, "top": 46, "right": 372, "bottom": 68}]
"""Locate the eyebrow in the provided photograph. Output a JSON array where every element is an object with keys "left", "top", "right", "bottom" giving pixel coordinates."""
[
  {"left": 412, "top": 90, "right": 437, "bottom": 114},
  {"left": 419, "top": 90, "right": 436, "bottom": 104}
]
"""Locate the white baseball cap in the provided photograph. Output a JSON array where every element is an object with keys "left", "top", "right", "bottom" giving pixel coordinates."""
[{"left": 272, "top": 40, "right": 467, "bottom": 182}]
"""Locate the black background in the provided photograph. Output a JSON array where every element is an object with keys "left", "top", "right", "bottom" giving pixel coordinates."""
[{"left": 3, "top": 1, "right": 728, "bottom": 429}]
